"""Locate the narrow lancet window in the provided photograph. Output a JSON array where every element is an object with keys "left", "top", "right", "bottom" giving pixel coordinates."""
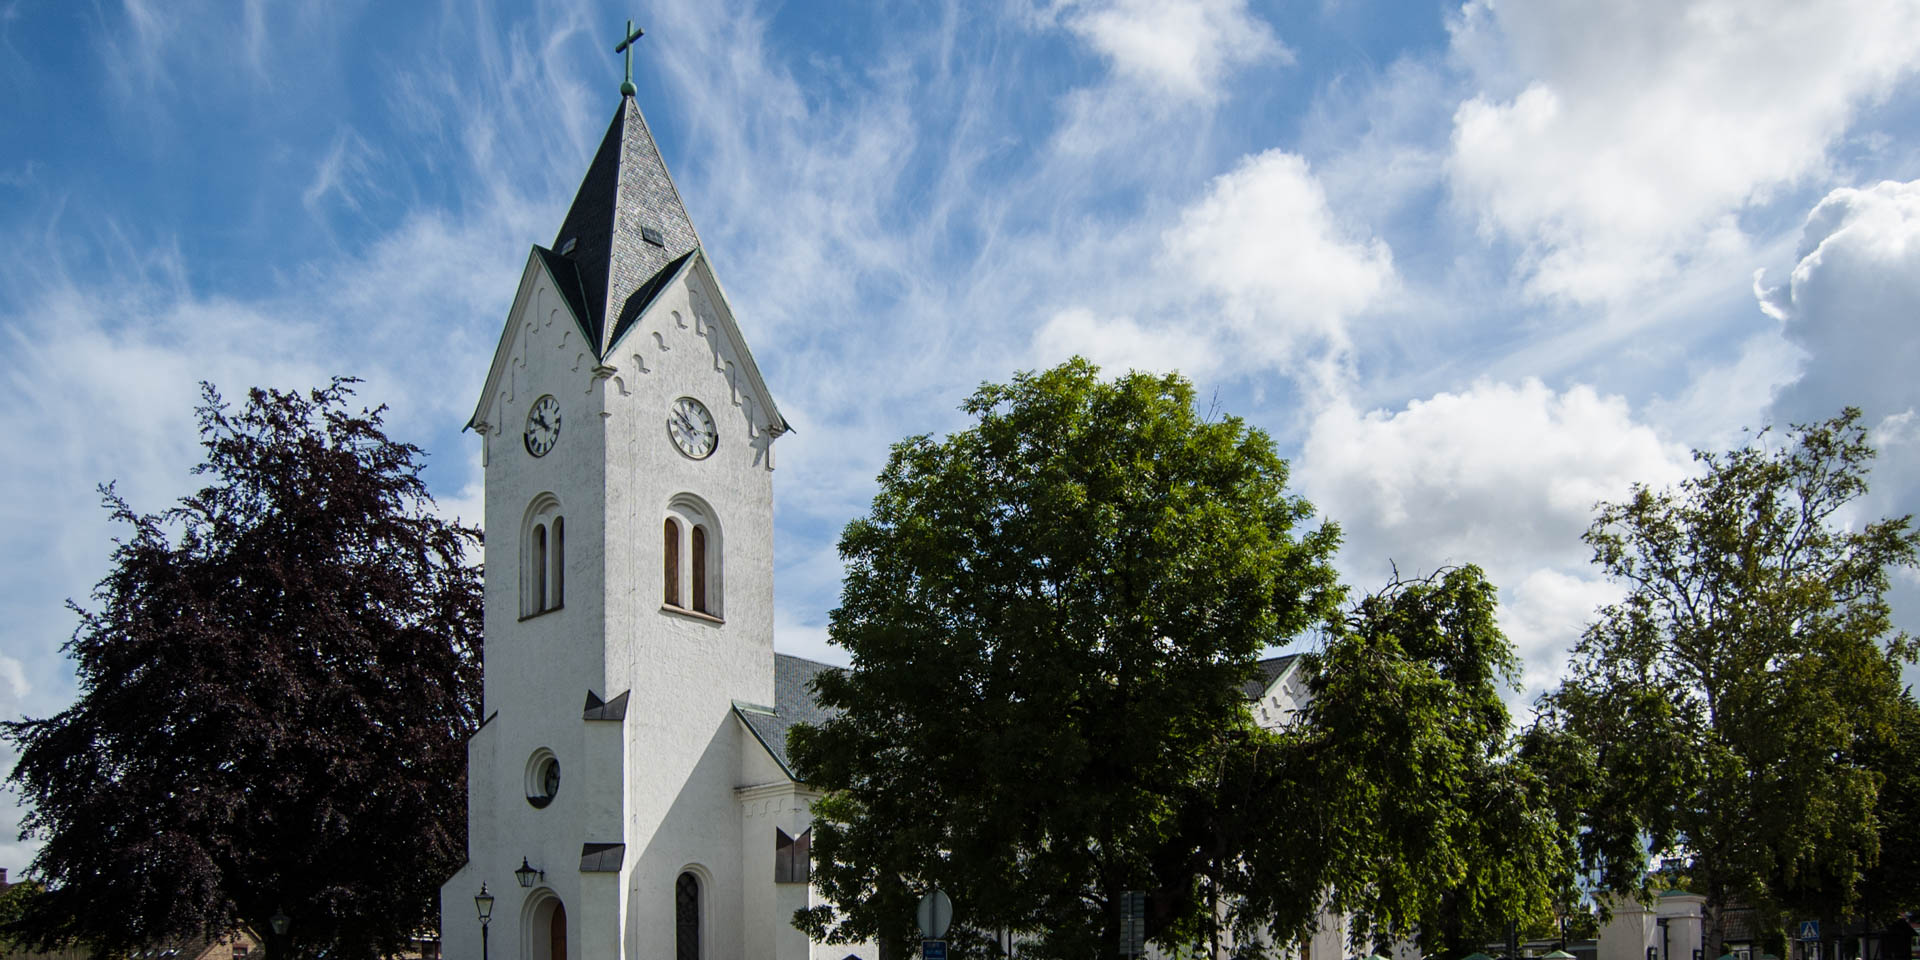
[
  {"left": 551, "top": 516, "right": 565, "bottom": 609},
  {"left": 534, "top": 524, "right": 549, "bottom": 613},
  {"left": 691, "top": 525, "right": 708, "bottom": 613},
  {"left": 664, "top": 518, "right": 681, "bottom": 607}
]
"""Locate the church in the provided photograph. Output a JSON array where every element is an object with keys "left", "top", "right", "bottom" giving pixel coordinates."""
[
  {"left": 435, "top": 49, "right": 864, "bottom": 960},
  {"left": 434, "top": 35, "right": 1343, "bottom": 960}
]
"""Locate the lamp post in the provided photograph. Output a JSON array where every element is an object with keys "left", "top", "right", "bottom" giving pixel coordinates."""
[
  {"left": 515, "top": 857, "right": 545, "bottom": 888},
  {"left": 475, "top": 884, "right": 495, "bottom": 960},
  {"left": 268, "top": 909, "right": 290, "bottom": 960}
]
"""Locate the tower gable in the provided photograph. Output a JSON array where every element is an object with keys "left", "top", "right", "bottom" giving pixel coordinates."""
[
  {"left": 467, "top": 249, "right": 598, "bottom": 434},
  {"left": 604, "top": 250, "right": 791, "bottom": 438}
]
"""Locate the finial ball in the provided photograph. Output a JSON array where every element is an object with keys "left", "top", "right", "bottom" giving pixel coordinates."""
[{"left": 621, "top": 79, "right": 637, "bottom": 97}]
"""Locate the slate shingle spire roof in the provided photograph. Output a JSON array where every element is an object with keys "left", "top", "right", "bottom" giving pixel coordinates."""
[{"left": 546, "top": 94, "right": 704, "bottom": 357}]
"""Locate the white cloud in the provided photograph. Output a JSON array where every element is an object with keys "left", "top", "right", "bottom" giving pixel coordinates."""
[
  {"left": 1055, "top": 0, "right": 1286, "bottom": 101},
  {"left": 1643, "top": 330, "right": 1806, "bottom": 453},
  {"left": 1447, "top": 0, "right": 1920, "bottom": 303},
  {"left": 1032, "top": 307, "right": 1221, "bottom": 377},
  {"left": 1296, "top": 378, "right": 1695, "bottom": 698},
  {"left": 1169, "top": 150, "right": 1395, "bottom": 345},
  {"left": 1027, "top": 150, "right": 1394, "bottom": 383},
  {"left": 1756, "top": 178, "right": 1920, "bottom": 425},
  {"left": 1877, "top": 409, "right": 1920, "bottom": 448},
  {"left": 1752, "top": 179, "right": 1920, "bottom": 653},
  {"left": 302, "top": 127, "right": 380, "bottom": 219}
]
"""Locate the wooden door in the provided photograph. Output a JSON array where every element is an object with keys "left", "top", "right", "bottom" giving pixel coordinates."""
[{"left": 549, "top": 902, "right": 567, "bottom": 960}]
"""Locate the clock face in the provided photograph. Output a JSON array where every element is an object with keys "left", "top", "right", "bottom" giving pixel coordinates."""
[
  {"left": 524, "top": 395, "right": 561, "bottom": 457},
  {"left": 668, "top": 396, "right": 718, "bottom": 459}
]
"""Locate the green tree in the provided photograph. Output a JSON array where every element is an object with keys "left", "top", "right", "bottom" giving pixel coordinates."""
[
  {"left": 1853, "top": 693, "right": 1920, "bottom": 922},
  {"left": 1300, "top": 567, "right": 1575, "bottom": 959},
  {"left": 1535, "top": 409, "right": 1918, "bottom": 952},
  {"left": 3, "top": 380, "right": 483, "bottom": 959},
  {"left": 789, "top": 360, "right": 1344, "bottom": 958}
]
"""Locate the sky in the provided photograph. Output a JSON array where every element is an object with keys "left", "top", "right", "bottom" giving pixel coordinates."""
[{"left": 4, "top": 0, "right": 1920, "bottom": 870}]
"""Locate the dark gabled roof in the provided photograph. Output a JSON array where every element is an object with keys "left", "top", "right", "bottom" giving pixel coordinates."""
[
  {"left": 579, "top": 841, "right": 625, "bottom": 873},
  {"left": 606, "top": 249, "right": 696, "bottom": 351},
  {"left": 735, "top": 653, "right": 843, "bottom": 781},
  {"left": 533, "top": 244, "right": 596, "bottom": 347},
  {"left": 549, "top": 95, "right": 703, "bottom": 357},
  {"left": 1243, "top": 654, "right": 1301, "bottom": 701},
  {"left": 583, "top": 689, "right": 630, "bottom": 721}
]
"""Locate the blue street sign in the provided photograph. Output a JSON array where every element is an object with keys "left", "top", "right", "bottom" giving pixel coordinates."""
[
  {"left": 1799, "top": 921, "right": 1820, "bottom": 941},
  {"left": 924, "top": 939, "right": 948, "bottom": 960}
]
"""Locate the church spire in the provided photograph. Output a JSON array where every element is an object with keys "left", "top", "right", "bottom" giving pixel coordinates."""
[{"left": 545, "top": 90, "right": 705, "bottom": 358}]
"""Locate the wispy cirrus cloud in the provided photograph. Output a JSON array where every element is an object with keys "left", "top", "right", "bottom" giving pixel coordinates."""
[{"left": 1049, "top": 0, "right": 1286, "bottom": 102}]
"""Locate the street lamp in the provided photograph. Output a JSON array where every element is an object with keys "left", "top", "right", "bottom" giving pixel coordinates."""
[
  {"left": 268, "top": 909, "right": 290, "bottom": 959},
  {"left": 515, "top": 857, "right": 545, "bottom": 888},
  {"left": 474, "top": 884, "right": 495, "bottom": 960}
]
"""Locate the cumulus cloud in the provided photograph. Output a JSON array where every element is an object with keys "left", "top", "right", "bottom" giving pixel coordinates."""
[
  {"left": 1447, "top": 0, "right": 1920, "bottom": 303},
  {"left": 1055, "top": 0, "right": 1286, "bottom": 101},
  {"left": 1296, "top": 378, "right": 1694, "bottom": 698},
  {"left": 1756, "top": 179, "right": 1920, "bottom": 426},
  {"left": 1169, "top": 150, "right": 1395, "bottom": 346},
  {"left": 1753, "top": 179, "right": 1920, "bottom": 651},
  {"left": 1042, "top": 150, "right": 1395, "bottom": 377}
]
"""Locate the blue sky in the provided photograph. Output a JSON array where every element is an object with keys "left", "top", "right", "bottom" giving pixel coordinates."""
[{"left": 5, "top": 0, "right": 1920, "bottom": 869}]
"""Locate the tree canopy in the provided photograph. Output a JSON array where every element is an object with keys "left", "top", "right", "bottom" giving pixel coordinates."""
[
  {"left": 1305, "top": 567, "right": 1575, "bottom": 958},
  {"left": 790, "top": 360, "right": 1344, "bottom": 957},
  {"left": 1534, "top": 408, "right": 1918, "bottom": 949},
  {"left": 4, "top": 380, "right": 483, "bottom": 959},
  {"left": 789, "top": 360, "right": 1571, "bottom": 959}
]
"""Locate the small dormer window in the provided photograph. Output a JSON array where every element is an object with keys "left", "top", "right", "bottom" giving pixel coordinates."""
[{"left": 641, "top": 225, "right": 665, "bottom": 247}]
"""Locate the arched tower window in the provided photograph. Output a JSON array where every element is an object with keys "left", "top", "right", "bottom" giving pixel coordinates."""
[
  {"left": 691, "top": 525, "right": 708, "bottom": 613},
  {"left": 663, "top": 518, "right": 680, "bottom": 606},
  {"left": 522, "top": 495, "right": 565, "bottom": 618},
  {"left": 551, "top": 516, "right": 564, "bottom": 609},
  {"left": 534, "top": 525, "right": 548, "bottom": 610},
  {"left": 662, "top": 495, "right": 723, "bottom": 619},
  {"left": 675, "top": 871, "right": 701, "bottom": 960}
]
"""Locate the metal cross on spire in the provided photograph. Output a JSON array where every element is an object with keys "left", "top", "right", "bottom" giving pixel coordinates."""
[{"left": 614, "top": 18, "right": 645, "bottom": 97}]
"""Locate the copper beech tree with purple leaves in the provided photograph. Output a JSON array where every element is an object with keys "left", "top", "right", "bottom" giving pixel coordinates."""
[{"left": 4, "top": 380, "right": 483, "bottom": 959}]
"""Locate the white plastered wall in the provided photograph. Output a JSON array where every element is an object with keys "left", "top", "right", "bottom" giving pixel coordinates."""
[
  {"left": 598, "top": 261, "right": 778, "bottom": 960},
  {"left": 444, "top": 255, "right": 617, "bottom": 960}
]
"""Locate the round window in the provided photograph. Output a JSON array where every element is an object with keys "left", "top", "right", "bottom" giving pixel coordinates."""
[{"left": 525, "top": 749, "right": 561, "bottom": 809}]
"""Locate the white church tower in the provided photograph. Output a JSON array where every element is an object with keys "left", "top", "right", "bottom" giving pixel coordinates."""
[{"left": 441, "top": 44, "right": 850, "bottom": 960}]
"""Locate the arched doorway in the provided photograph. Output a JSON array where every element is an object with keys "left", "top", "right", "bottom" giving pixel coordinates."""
[{"left": 521, "top": 890, "right": 565, "bottom": 960}]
